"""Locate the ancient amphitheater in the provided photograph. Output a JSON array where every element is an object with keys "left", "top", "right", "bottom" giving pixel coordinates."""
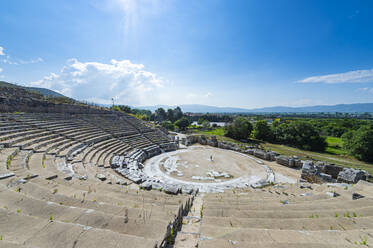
[{"left": 0, "top": 111, "right": 373, "bottom": 248}]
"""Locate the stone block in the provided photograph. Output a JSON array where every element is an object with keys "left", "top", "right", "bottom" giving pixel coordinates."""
[{"left": 337, "top": 168, "right": 366, "bottom": 184}]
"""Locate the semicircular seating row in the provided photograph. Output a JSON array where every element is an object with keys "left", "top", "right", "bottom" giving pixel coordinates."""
[
  {"left": 0, "top": 112, "right": 191, "bottom": 248},
  {"left": 175, "top": 181, "right": 373, "bottom": 248}
]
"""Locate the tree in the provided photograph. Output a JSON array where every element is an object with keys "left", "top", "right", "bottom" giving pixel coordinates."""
[
  {"left": 272, "top": 121, "right": 326, "bottom": 152},
  {"left": 155, "top": 108, "right": 167, "bottom": 122},
  {"left": 253, "top": 120, "right": 273, "bottom": 141},
  {"left": 120, "top": 105, "right": 132, "bottom": 113},
  {"left": 225, "top": 117, "right": 253, "bottom": 140},
  {"left": 342, "top": 125, "right": 373, "bottom": 162},
  {"left": 202, "top": 120, "right": 211, "bottom": 129},
  {"left": 174, "top": 107, "right": 183, "bottom": 120},
  {"left": 167, "top": 109, "right": 175, "bottom": 122},
  {"left": 175, "top": 117, "right": 190, "bottom": 131}
]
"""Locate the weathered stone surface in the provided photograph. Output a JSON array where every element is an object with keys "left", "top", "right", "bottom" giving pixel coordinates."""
[
  {"left": 64, "top": 176, "right": 73, "bottom": 181},
  {"left": 299, "top": 183, "right": 312, "bottom": 189},
  {"left": 79, "top": 175, "right": 88, "bottom": 180},
  {"left": 23, "top": 174, "right": 39, "bottom": 180},
  {"left": 45, "top": 174, "right": 58, "bottom": 180},
  {"left": 251, "top": 179, "right": 269, "bottom": 189},
  {"left": 163, "top": 184, "right": 180, "bottom": 195},
  {"left": 319, "top": 173, "right": 332, "bottom": 182},
  {"left": 7, "top": 179, "right": 27, "bottom": 187},
  {"left": 337, "top": 168, "right": 366, "bottom": 184},
  {"left": 325, "top": 191, "right": 339, "bottom": 197},
  {"left": 301, "top": 161, "right": 315, "bottom": 179},
  {"left": 96, "top": 174, "right": 107, "bottom": 181},
  {"left": 140, "top": 181, "right": 152, "bottom": 190},
  {"left": 116, "top": 179, "right": 127, "bottom": 185},
  {"left": 324, "top": 164, "right": 344, "bottom": 179},
  {"left": 0, "top": 172, "right": 15, "bottom": 180},
  {"left": 352, "top": 192, "right": 365, "bottom": 200}
]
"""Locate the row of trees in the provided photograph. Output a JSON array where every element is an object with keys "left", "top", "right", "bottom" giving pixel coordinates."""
[
  {"left": 308, "top": 118, "right": 368, "bottom": 137},
  {"left": 225, "top": 117, "right": 373, "bottom": 161},
  {"left": 110, "top": 105, "right": 152, "bottom": 121},
  {"left": 225, "top": 118, "right": 327, "bottom": 152},
  {"left": 155, "top": 107, "right": 191, "bottom": 131},
  {"left": 111, "top": 105, "right": 192, "bottom": 131}
]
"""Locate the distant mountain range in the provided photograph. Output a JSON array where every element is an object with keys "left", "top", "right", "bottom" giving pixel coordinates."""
[
  {"left": 2, "top": 81, "right": 372, "bottom": 113},
  {"left": 138, "top": 103, "right": 373, "bottom": 113}
]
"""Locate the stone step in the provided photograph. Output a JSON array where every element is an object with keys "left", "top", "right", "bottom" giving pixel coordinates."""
[
  {"left": 0, "top": 208, "right": 158, "bottom": 248},
  {"left": 203, "top": 197, "right": 373, "bottom": 211},
  {"left": 201, "top": 215, "right": 373, "bottom": 231},
  {"left": 198, "top": 227, "right": 372, "bottom": 247},
  {"left": 0, "top": 189, "right": 172, "bottom": 241},
  {"left": 0, "top": 147, "right": 20, "bottom": 171},
  {"left": 204, "top": 203, "right": 373, "bottom": 219},
  {"left": 5, "top": 180, "right": 179, "bottom": 221}
]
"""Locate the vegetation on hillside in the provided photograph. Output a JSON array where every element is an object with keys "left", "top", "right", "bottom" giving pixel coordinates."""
[
  {"left": 188, "top": 113, "right": 373, "bottom": 169},
  {"left": 342, "top": 125, "right": 373, "bottom": 162}
]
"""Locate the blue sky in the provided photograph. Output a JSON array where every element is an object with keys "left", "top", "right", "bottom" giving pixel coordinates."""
[{"left": 1, "top": 0, "right": 373, "bottom": 108}]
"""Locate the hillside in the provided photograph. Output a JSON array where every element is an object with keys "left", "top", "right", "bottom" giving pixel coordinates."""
[
  {"left": 0, "top": 81, "right": 65, "bottom": 97},
  {"left": 27, "top": 86, "right": 65, "bottom": 97},
  {"left": 0, "top": 81, "right": 107, "bottom": 114}
]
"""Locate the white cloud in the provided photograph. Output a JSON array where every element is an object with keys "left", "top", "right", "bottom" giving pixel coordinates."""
[
  {"left": 298, "top": 69, "right": 373, "bottom": 84},
  {"left": 19, "top": 57, "right": 44, "bottom": 64},
  {"left": 2, "top": 56, "right": 43, "bottom": 65},
  {"left": 0, "top": 67, "right": 2, "bottom": 73},
  {"left": 0, "top": 45, "right": 43, "bottom": 65},
  {"left": 30, "top": 58, "right": 165, "bottom": 105},
  {"left": 357, "top": 87, "right": 373, "bottom": 94}
]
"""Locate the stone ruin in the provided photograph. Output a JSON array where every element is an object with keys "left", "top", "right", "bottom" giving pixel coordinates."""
[
  {"left": 301, "top": 160, "right": 371, "bottom": 184},
  {"left": 112, "top": 144, "right": 189, "bottom": 195},
  {"left": 180, "top": 134, "right": 372, "bottom": 185}
]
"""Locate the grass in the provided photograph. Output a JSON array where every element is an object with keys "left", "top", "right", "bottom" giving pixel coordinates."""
[
  {"left": 42, "top": 154, "right": 46, "bottom": 168},
  {"left": 325, "top": 136, "right": 345, "bottom": 155},
  {"left": 6, "top": 155, "right": 12, "bottom": 170}
]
